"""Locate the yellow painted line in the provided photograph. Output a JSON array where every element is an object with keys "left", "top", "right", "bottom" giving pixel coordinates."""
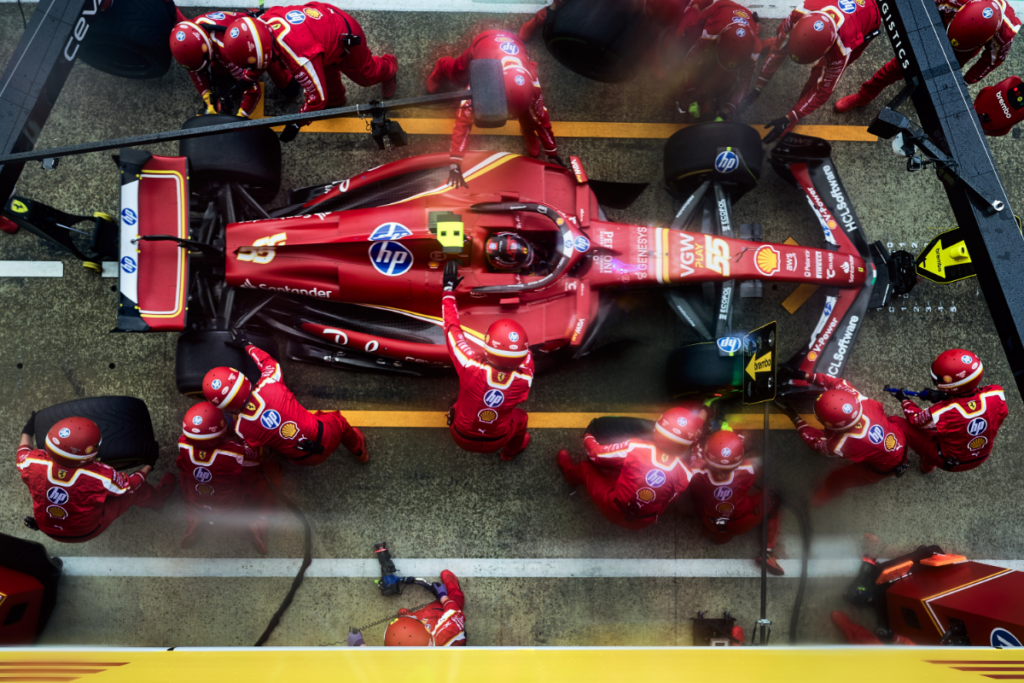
[
  {"left": 782, "top": 283, "right": 821, "bottom": 315},
  {"left": 328, "top": 410, "right": 820, "bottom": 429}
]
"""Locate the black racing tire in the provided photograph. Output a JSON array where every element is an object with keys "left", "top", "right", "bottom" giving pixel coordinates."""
[
  {"left": 174, "top": 330, "right": 280, "bottom": 397},
  {"left": 665, "top": 342, "right": 743, "bottom": 398},
  {"left": 77, "top": 0, "right": 177, "bottom": 79},
  {"left": 179, "top": 114, "right": 282, "bottom": 204},
  {"left": 664, "top": 122, "right": 764, "bottom": 202},
  {"left": 585, "top": 416, "right": 655, "bottom": 444},
  {"left": 33, "top": 397, "right": 158, "bottom": 471},
  {"left": 542, "top": 0, "right": 657, "bottom": 83}
]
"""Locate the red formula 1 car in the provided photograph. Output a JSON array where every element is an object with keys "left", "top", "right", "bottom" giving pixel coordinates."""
[{"left": 106, "top": 121, "right": 909, "bottom": 394}]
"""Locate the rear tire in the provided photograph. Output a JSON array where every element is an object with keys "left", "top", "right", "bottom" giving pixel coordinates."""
[
  {"left": 34, "top": 397, "right": 158, "bottom": 470},
  {"left": 179, "top": 115, "right": 282, "bottom": 204},
  {"left": 175, "top": 330, "right": 280, "bottom": 397},
  {"left": 77, "top": 0, "right": 176, "bottom": 79},
  {"left": 665, "top": 342, "right": 743, "bottom": 398},
  {"left": 542, "top": 0, "right": 657, "bottom": 83},
  {"left": 664, "top": 122, "right": 763, "bottom": 202}
]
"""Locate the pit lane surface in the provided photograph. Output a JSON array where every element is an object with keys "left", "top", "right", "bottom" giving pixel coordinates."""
[{"left": 0, "top": 3, "right": 1022, "bottom": 647}]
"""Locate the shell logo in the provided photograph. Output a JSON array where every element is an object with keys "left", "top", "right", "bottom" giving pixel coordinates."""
[
  {"left": 968, "top": 436, "right": 988, "bottom": 450},
  {"left": 477, "top": 409, "right": 498, "bottom": 423},
  {"left": 715, "top": 502, "right": 734, "bottom": 514},
  {"left": 303, "top": 7, "right": 322, "bottom": 18},
  {"left": 196, "top": 484, "right": 215, "bottom": 496},
  {"left": 754, "top": 245, "right": 781, "bottom": 276},
  {"left": 637, "top": 488, "right": 656, "bottom": 503},
  {"left": 46, "top": 505, "right": 68, "bottom": 519},
  {"left": 884, "top": 433, "right": 898, "bottom": 451},
  {"left": 808, "top": 351, "right": 818, "bottom": 361},
  {"left": 279, "top": 422, "right": 299, "bottom": 439}
]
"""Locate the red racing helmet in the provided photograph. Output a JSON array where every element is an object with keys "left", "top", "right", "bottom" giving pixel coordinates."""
[
  {"left": 788, "top": 13, "right": 837, "bottom": 64},
  {"left": 485, "top": 232, "right": 534, "bottom": 271},
  {"left": 170, "top": 21, "right": 213, "bottom": 71},
  {"left": 182, "top": 401, "right": 229, "bottom": 445},
  {"left": 931, "top": 349, "right": 984, "bottom": 393},
  {"left": 503, "top": 67, "right": 534, "bottom": 119},
  {"left": 222, "top": 16, "right": 273, "bottom": 70},
  {"left": 483, "top": 319, "right": 530, "bottom": 369},
  {"left": 202, "top": 366, "right": 252, "bottom": 412},
  {"left": 717, "top": 22, "right": 756, "bottom": 70},
  {"left": 814, "top": 389, "right": 862, "bottom": 431},
  {"left": 948, "top": 0, "right": 1002, "bottom": 51},
  {"left": 704, "top": 430, "right": 745, "bottom": 470},
  {"left": 45, "top": 417, "right": 102, "bottom": 462},
  {"left": 384, "top": 616, "right": 433, "bottom": 646},
  {"left": 654, "top": 405, "right": 705, "bottom": 453}
]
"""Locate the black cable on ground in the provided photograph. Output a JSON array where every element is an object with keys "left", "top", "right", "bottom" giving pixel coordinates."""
[
  {"left": 254, "top": 479, "right": 313, "bottom": 646},
  {"left": 782, "top": 497, "right": 812, "bottom": 644},
  {"left": 17, "top": 0, "right": 26, "bottom": 28}
]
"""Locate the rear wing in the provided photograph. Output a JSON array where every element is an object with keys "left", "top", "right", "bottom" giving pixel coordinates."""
[{"left": 116, "top": 150, "right": 189, "bottom": 332}]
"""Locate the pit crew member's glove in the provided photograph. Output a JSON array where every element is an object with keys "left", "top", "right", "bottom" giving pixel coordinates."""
[
  {"left": 346, "top": 630, "right": 365, "bottom": 647},
  {"left": 431, "top": 581, "right": 448, "bottom": 600},
  {"left": 448, "top": 163, "right": 468, "bottom": 189},
  {"left": 22, "top": 411, "right": 36, "bottom": 438},
  {"left": 762, "top": 117, "right": 790, "bottom": 144},
  {"left": 201, "top": 91, "right": 219, "bottom": 115},
  {"left": 736, "top": 89, "right": 761, "bottom": 114},
  {"left": 777, "top": 365, "right": 808, "bottom": 383},
  {"left": 442, "top": 260, "right": 464, "bottom": 292},
  {"left": 280, "top": 123, "right": 301, "bottom": 143},
  {"left": 917, "top": 389, "right": 949, "bottom": 403},
  {"left": 773, "top": 399, "right": 800, "bottom": 422},
  {"left": 225, "top": 328, "right": 251, "bottom": 351}
]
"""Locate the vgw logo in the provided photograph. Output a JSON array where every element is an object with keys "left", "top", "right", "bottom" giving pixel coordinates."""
[
  {"left": 369, "top": 241, "right": 414, "bottom": 276},
  {"left": 714, "top": 151, "right": 739, "bottom": 174}
]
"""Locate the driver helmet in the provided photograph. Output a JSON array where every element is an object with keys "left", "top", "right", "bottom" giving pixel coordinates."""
[
  {"left": 814, "top": 389, "right": 863, "bottom": 431},
  {"left": 503, "top": 66, "right": 535, "bottom": 119},
  {"left": 948, "top": 0, "right": 1002, "bottom": 51},
  {"left": 202, "top": 367, "right": 252, "bottom": 412},
  {"left": 45, "top": 417, "right": 102, "bottom": 464},
  {"left": 484, "top": 319, "right": 530, "bottom": 369},
  {"left": 182, "top": 402, "right": 229, "bottom": 446},
  {"left": 931, "top": 349, "right": 984, "bottom": 393},
  {"left": 485, "top": 232, "right": 534, "bottom": 271},
  {"left": 170, "top": 21, "right": 214, "bottom": 71},
  {"left": 788, "top": 12, "right": 837, "bottom": 64},
  {"left": 654, "top": 405, "right": 705, "bottom": 454},
  {"left": 384, "top": 616, "right": 433, "bottom": 646},
  {"left": 222, "top": 16, "right": 273, "bottom": 70},
  {"left": 717, "top": 22, "right": 756, "bottom": 70},
  {"left": 704, "top": 430, "right": 745, "bottom": 470}
]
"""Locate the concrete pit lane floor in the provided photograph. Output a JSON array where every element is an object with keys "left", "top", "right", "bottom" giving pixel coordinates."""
[{"left": 1, "top": 4, "right": 1022, "bottom": 647}]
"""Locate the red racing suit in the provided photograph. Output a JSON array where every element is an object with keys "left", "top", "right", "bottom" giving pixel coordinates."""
[
  {"left": 672, "top": 0, "right": 765, "bottom": 118},
  {"left": 17, "top": 447, "right": 167, "bottom": 543},
  {"left": 976, "top": 76, "right": 1024, "bottom": 136},
  {"left": 235, "top": 344, "right": 362, "bottom": 466},
  {"left": 897, "top": 385, "right": 1007, "bottom": 472},
  {"left": 432, "top": 30, "right": 557, "bottom": 161},
  {"left": 443, "top": 294, "right": 533, "bottom": 456},
  {"left": 688, "top": 457, "right": 779, "bottom": 546},
  {"left": 854, "top": 0, "right": 1019, "bottom": 100},
  {"left": 245, "top": 3, "right": 397, "bottom": 112},
  {"left": 757, "top": 0, "right": 881, "bottom": 127},
  {"left": 176, "top": 9, "right": 293, "bottom": 117},
  {"left": 395, "top": 576, "right": 467, "bottom": 646},
  {"left": 794, "top": 374, "right": 907, "bottom": 505},
  {"left": 563, "top": 434, "right": 694, "bottom": 530}
]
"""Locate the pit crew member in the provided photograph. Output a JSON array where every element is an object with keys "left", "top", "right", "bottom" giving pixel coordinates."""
[
  {"left": 556, "top": 406, "right": 703, "bottom": 530},
  {"left": 689, "top": 429, "right": 784, "bottom": 574},
  {"left": 170, "top": 10, "right": 297, "bottom": 117},
  {"left": 425, "top": 30, "right": 559, "bottom": 188},
  {"left": 222, "top": 3, "right": 397, "bottom": 139},
  {"left": 202, "top": 341, "right": 368, "bottom": 467},
  {"left": 835, "top": 0, "right": 1019, "bottom": 112},
  {"left": 442, "top": 262, "right": 534, "bottom": 461},
  {"left": 776, "top": 370, "right": 907, "bottom": 506},
  {"left": 17, "top": 415, "right": 175, "bottom": 543},
  {"left": 892, "top": 349, "right": 1008, "bottom": 473},
  {"left": 177, "top": 401, "right": 281, "bottom": 554},
  {"left": 746, "top": 0, "right": 881, "bottom": 142},
  {"left": 377, "top": 570, "right": 467, "bottom": 646}
]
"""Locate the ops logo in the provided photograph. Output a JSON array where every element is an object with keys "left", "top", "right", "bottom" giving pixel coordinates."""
[
  {"left": 967, "top": 417, "right": 988, "bottom": 436},
  {"left": 714, "top": 150, "right": 739, "bottom": 174},
  {"left": 193, "top": 466, "right": 213, "bottom": 483},
  {"left": 260, "top": 409, "right": 282, "bottom": 430},
  {"left": 369, "top": 241, "right": 414, "bottom": 276},
  {"left": 483, "top": 389, "right": 505, "bottom": 408},
  {"left": 46, "top": 487, "right": 69, "bottom": 505}
]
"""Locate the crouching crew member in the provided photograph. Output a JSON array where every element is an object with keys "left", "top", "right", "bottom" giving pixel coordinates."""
[
  {"left": 443, "top": 262, "right": 534, "bottom": 461},
  {"left": 177, "top": 401, "right": 281, "bottom": 554},
  {"left": 556, "top": 406, "right": 703, "bottom": 530},
  {"left": 689, "top": 429, "right": 784, "bottom": 575},
  {"left": 894, "top": 349, "right": 1008, "bottom": 473},
  {"left": 379, "top": 570, "right": 467, "bottom": 646},
  {"left": 203, "top": 341, "right": 368, "bottom": 467},
  {"left": 777, "top": 370, "right": 907, "bottom": 506},
  {"left": 17, "top": 415, "right": 175, "bottom": 543}
]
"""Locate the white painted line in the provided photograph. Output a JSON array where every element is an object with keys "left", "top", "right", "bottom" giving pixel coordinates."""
[
  {"left": 102, "top": 261, "right": 118, "bottom": 278},
  {"left": 0, "top": 261, "right": 63, "bottom": 277}
]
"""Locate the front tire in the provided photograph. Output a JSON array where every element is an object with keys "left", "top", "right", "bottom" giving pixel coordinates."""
[{"left": 664, "top": 122, "right": 764, "bottom": 202}]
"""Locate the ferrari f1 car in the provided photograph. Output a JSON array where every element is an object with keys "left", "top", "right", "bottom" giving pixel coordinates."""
[{"left": 91, "top": 121, "right": 911, "bottom": 394}]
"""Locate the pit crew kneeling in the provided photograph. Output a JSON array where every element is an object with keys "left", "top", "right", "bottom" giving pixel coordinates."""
[
  {"left": 177, "top": 401, "right": 281, "bottom": 554},
  {"left": 17, "top": 415, "right": 175, "bottom": 543},
  {"left": 690, "top": 429, "right": 784, "bottom": 575},
  {"left": 348, "top": 570, "right": 467, "bottom": 646},
  {"left": 203, "top": 338, "right": 367, "bottom": 467}
]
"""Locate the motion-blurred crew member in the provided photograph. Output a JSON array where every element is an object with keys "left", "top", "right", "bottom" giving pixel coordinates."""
[
  {"left": 442, "top": 262, "right": 534, "bottom": 461},
  {"left": 426, "top": 29, "right": 559, "bottom": 188},
  {"left": 17, "top": 415, "right": 175, "bottom": 543},
  {"left": 894, "top": 349, "right": 1008, "bottom": 473},
  {"left": 202, "top": 341, "right": 368, "bottom": 467},
  {"left": 835, "top": 0, "right": 1019, "bottom": 112},
  {"left": 380, "top": 570, "right": 467, "bottom": 646},
  {"left": 689, "top": 429, "right": 784, "bottom": 574}
]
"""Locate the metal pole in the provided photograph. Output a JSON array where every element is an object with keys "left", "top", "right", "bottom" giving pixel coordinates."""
[{"left": 759, "top": 400, "right": 769, "bottom": 644}]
